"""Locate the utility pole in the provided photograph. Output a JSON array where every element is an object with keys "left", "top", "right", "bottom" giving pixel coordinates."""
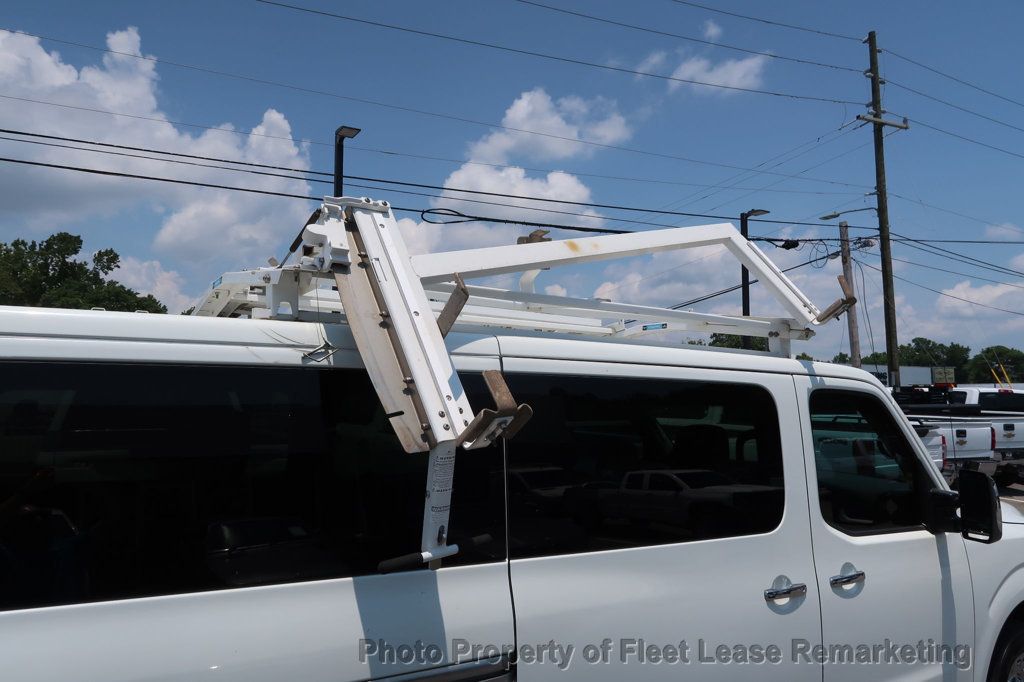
[
  {"left": 858, "top": 31, "right": 908, "bottom": 387},
  {"left": 739, "top": 208, "right": 769, "bottom": 350},
  {"left": 838, "top": 221, "right": 862, "bottom": 368}
]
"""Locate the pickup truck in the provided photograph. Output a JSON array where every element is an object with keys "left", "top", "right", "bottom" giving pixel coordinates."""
[
  {"left": 903, "top": 410, "right": 995, "bottom": 481},
  {"left": 949, "top": 387, "right": 1024, "bottom": 457},
  {"left": 564, "top": 469, "right": 782, "bottom": 535}
]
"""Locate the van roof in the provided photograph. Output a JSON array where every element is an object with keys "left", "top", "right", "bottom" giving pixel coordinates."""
[{"left": 0, "top": 304, "right": 880, "bottom": 386}]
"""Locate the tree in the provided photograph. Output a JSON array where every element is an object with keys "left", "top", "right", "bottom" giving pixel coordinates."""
[
  {"left": 831, "top": 352, "right": 850, "bottom": 364},
  {"left": 0, "top": 233, "right": 166, "bottom": 313},
  {"left": 861, "top": 351, "right": 887, "bottom": 366},
  {"left": 966, "top": 346, "right": 1024, "bottom": 383},
  {"left": 795, "top": 352, "right": 815, "bottom": 361},
  {"left": 708, "top": 333, "right": 768, "bottom": 352}
]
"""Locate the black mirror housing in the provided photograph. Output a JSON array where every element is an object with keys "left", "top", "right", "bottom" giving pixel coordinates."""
[
  {"left": 959, "top": 469, "right": 1002, "bottom": 544},
  {"left": 926, "top": 488, "right": 960, "bottom": 534}
]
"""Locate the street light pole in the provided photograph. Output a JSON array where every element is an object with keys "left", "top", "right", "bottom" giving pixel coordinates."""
[
  {"left": 739, "top": 209, "right": 769, "bottom": 350},
  {"left": 333, "top": 125, "right": 361, "bottom": 196}
]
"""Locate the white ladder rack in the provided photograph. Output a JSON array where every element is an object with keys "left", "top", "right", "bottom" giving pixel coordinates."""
[{"left": 193, "top": 195, "right": 854, "bottom": 570}]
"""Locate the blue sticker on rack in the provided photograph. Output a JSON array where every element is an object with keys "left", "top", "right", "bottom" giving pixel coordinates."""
[{"left": 642, "top": 323, "right": 668, "bottom": 331}]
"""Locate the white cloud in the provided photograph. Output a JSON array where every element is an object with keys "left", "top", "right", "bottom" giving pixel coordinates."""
[
  {"left": 438, "top": 163, "right": 601, "bottom": 227},
  {"left": 544, "top": 284, "right": 567, "bottom": 297},
  {"left": 0, "top": 28, "right": 312, "bottom": 269},
  {"left": 935, "top": 280, "right": 1019, "bottom": 318},
  {"left": 702, "top": 20, "right": 723, "bottom": 42},
  {"left": 111, "top": 256, "right": 193, "bottom": 313},
  {"left": 635, "top": 51, "right": 667, "bottom": 77},
  {"left": 986, "top": 222, "right": 1024, "bottom": 239},
  {"left": 668, "top": 54, "right": 767, "bottom": 94},
  {"left": 403, "top": 88, "right": 629, "bottom": 256},
  {"left": 468, "top": 88, "right": 630, "bottom": 164}
]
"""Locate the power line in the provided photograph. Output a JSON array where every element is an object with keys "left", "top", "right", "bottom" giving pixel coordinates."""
[
  {"left": 889, "top": 192, "right": 1024, "bottom": 235},
  {"left": 898, "top": 240, "right": 1024, "bottom": 280},
  {"left": 671, "top": 252, "right": 835, "bottom": 308},
  {"left": 0, "top": 128, "right": 882, "bottom": 229},
  {"left": 892, "top": 233, "right": 1024, "bottom": 279},
  {"left": 858, "top": 258, "right": 1024, "bottom": 317},
  {"left": 0, "top": 91, "right": 871, "bottom": 190},
  {"left": 911, "top": 117, "right": 1024, "bottom": 162},
  {"left": 885, "top": 48, "right": 1024, "bottom": 111},
  {"left": 0, "top": 155, "right": 325, "bottom": 202},
  {"left": 15, "top": 134, "right": 1024, "bottom": 246},
  {"left": 703, "top": 129, "right": 872, "bottom": 212},
  {"left": 0, "top": 154, "right": 873, "bottom": 241},
  {"left": 889, "top": 254, "right": 1024, "bottom": 291},
  {"left": 661, "top": 119, "right": 862, "bottom": 211},
  {"left": 666, "top": 0, "right": 861, "bottom": 42},
  {"left": 253, "top": 1, "right": 861, "bottom": 104},
  {"left": 511, "top": 0, "right": 860, "bottom": 72},
  {"left": 887, "top": 79, "right": 1024, "bottom": 136}
]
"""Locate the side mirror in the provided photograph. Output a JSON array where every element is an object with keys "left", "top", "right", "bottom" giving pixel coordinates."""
[
  {"left": 959, "top": 469, "right": 1002, "bottom": 544},
  {"left": 926, "top": 488, "right": 960, "bottom": 534},
  {"left": 912, "top": 424, "right": 931, "bottom": 438}
]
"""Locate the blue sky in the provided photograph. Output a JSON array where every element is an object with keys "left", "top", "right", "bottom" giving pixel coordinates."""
[{"left": 2, "top": 0, "right": 1024, "bottom": 360}]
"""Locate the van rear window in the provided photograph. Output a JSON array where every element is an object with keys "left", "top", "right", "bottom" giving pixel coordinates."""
[{"left": 0, "top": 362, "right": 504, "bottom": 611}]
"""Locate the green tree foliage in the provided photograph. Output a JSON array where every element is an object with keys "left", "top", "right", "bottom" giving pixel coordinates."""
[
  {"left": 0, "top": 233, "right": 166, "bottom": 313},
  {"left": 831, "top": 352, "right": 851, "bottom": 364},
  {"left": 795, "top": 352, "right": 815, "bottom": 361},
  {"left": 861, "top": 351, "right": 888, "bottom": 366},
  {"left": 965, "top": 346, "right": 1024, "bottom": 383},
  {"left": 708, "top": 333, "right": 768, "bottom": 352},
  {"left": 859, "top": 337, "right": 972, "bottom": 382}
]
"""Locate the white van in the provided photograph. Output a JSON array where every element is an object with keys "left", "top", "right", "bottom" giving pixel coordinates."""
[{"left": 0, "top": 198, "right": 1020, "bottom": 681}]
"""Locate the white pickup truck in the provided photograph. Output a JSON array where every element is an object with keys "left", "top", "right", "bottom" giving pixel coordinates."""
[
  {"left": 949, "top": 387, "right": 1024, "bottom": 457},
  {"left": 905, "top": 412, "right": 995, "bottom": 481}
]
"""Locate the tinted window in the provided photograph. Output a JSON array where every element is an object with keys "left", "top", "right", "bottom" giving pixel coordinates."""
[
  {"left": 948, "top": 391, "right": 966, "bottom": 405},
  {"left": 505, "top": 374, "right": 784, "bottom": 559},
  {"left": 648, "top": 474, "right": 679, "bottom": 491},
  {"left": 979, "top": 392, "right": 1024, "bottom": 412},
  {"left": 810, "top": 389, "right": 929, "bottom": 534},
  {"left": 0, "top": 362, "right": 504, "bottom": 611}
]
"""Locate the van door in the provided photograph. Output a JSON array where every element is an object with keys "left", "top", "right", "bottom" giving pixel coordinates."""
[
  {"left": 794, "top": 375, "right": 974, "bottom": 681},
  {"left": 502, "top": 358, "right": 822, "bottom": 681},
  {"left": 0, "top": 356, "right": 513, "bottom": 682}
]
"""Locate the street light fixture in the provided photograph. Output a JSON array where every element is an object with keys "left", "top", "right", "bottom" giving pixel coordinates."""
[
  {"left": 819, "top": 207, "right": 878, "bottom": 221},
  {"left": 739, "top": 209, "right": 769, "bottom": 350}
]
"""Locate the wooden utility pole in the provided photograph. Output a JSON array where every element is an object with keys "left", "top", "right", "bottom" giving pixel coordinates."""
[
  {"left": 838, "top": 221, "right": 862, "bottom": 368},
  {"left": 858, "top": 31, "right": 908, "bottom": 387}
]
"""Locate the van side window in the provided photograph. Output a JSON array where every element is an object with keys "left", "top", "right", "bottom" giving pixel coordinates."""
[
  {"left": 504, "top": 374, "right": 784, "bottom": 559},
  {"left": 809, "top": 389, "right": 928, "bottom": 534},
  {"left": 948, "top": 391, "right": 966, "bottom": 405},
  {"left": 0, "top": 362, "right": 504, "bottom": 612}
]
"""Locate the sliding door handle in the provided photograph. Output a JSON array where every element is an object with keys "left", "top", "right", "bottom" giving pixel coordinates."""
[
  {"left": 829, "top": 570, "right": 865, "bottom": 587},
  {"left": 764, "top": 583, "right": 807, "bottom": 601}
]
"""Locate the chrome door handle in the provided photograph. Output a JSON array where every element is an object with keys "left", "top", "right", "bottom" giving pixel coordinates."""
[
  {"left": 764, "top": 583, "right": 807, "bottom": 601},
  {"left": 829, "top": 570, "right": 865, "bottom": 587}
]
